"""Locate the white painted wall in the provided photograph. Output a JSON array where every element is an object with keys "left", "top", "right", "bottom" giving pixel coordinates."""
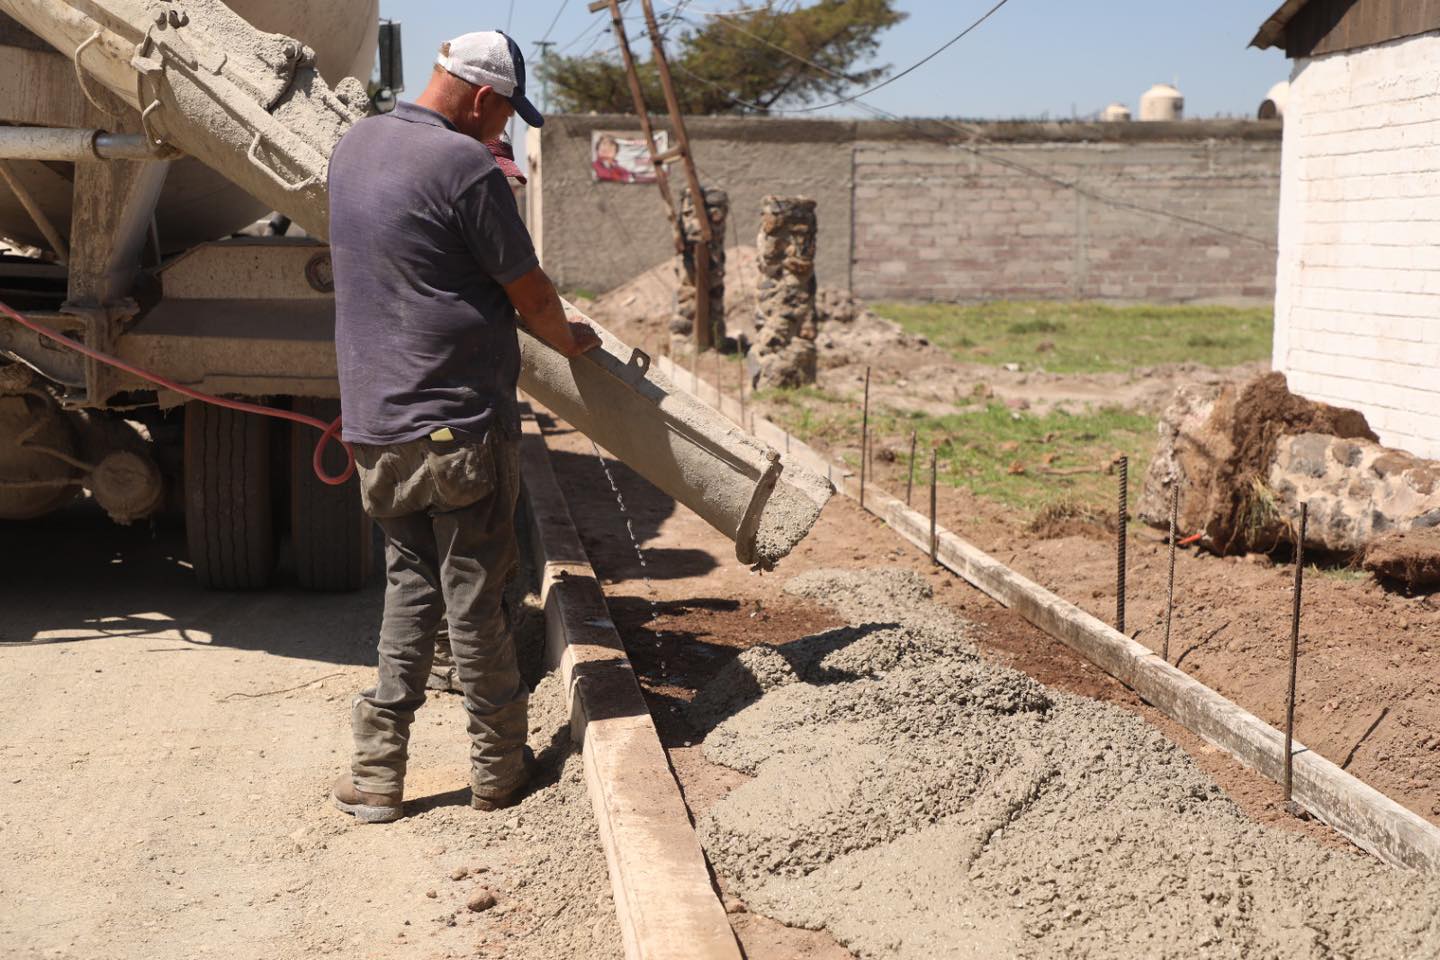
[{"left": 1273, "top": 31, "right": 1440, "bottom": 459}]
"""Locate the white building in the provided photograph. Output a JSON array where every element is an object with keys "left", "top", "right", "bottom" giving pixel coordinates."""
[{"left": 1254, "top": 1, "right": 1440, "bottom": 458}]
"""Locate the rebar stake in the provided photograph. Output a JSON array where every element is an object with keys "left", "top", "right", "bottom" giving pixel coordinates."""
[
  {"left": 1284, "top": 501, "right": 1309, "bottom": 804},
  {"left": 1116, "top": 455, "right": 1128, "bottom": 634},
  {"left": 738, "top": 352, "right": 746, "bottom": 428},
  {"left": 905, "top": 429, "right": 917, "bottom": 506},
  {"left": 1163, "top": 483, "right": 1178, "bottom": 663},
  {"left": 860, "top": 366, "right": 870, "bottom": 510},
  {"left": 929, "top": 448, "right": 939, "bottom": 565}
]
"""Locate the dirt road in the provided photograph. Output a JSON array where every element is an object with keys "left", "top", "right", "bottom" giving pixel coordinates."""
[{"left": 0, "top": 506, "right": 617, "bottom": 960}]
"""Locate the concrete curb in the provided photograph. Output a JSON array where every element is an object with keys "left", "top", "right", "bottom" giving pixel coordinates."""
[
  {"left": 658, "top": 355, "right": 1440, "bottom": 873},
  {"left": 517, "top": 406, "right": 743, "bottom": 960}
]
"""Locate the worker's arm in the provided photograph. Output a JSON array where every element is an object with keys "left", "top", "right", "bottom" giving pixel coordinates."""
[{"left": 503, "top": 265, "right": 601, "bottom": 358}]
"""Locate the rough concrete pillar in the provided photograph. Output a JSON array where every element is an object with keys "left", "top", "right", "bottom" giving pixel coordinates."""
[
  {"left": 671, "top": 186, "right": 728, "bottom": 350},
  {"left": 749, "top": 195, "right": 818, "bottom": 390}
]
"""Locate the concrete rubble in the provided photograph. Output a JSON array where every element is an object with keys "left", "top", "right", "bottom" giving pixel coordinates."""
[
  {"left": 672, "top": 186, "right": 729, "bottom": 350},
  {"left": 693, "top": 568, "right": 1440, "bottom": 959},
  {"left": 749, "top": 195, "right": 819, "bottom": 390}
]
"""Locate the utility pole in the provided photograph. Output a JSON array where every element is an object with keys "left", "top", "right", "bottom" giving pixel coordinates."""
[
  {"left": 534, "top": 40, "right": 555, "bottom": 113},
  {"left": 590, "top": 0, "right": 681, "bottom": 253},
  {"left": 588, "top": 0, "right": 714, "bottom": 352}
]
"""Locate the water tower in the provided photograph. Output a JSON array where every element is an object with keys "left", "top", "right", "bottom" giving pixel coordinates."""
[
  {"left": 1139, "top": 82, "right": 1184, "bottom": 121},
  {"left": 1258, "top": 81, "right": 1290, "bottom": 120}
]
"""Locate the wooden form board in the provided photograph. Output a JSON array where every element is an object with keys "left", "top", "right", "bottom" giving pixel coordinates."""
[
  {"left": 517, "top": 407, "right": 742, "bottom": 960},
  {"left": 657, "top": 355, "right": 1440, "bottom": 873}
]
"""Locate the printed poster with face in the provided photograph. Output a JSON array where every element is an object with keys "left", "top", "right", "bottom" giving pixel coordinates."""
[{"left": 591, "top": 131, "right": 667, "bottom": 184}]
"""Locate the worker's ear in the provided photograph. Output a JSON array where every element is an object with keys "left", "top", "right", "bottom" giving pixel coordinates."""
[{"left": 471, "top": 84, "right": 495, "bottom": 120}]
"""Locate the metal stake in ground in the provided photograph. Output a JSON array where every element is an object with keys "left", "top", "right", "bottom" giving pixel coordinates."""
[
  {"left": 1284, "top": 501, "right": 1309, "bottom": 804},
  {"left": 1116, "top": 456, "right": 1128, "bottom": 634},
  {"left": 906, "top": 429, "right": 917, "bottom": 506},
  {"left": 930, "top": 448, "right": 938, "bottom": 565},
  {"left": 1163, "top": 483, "right": 1178, "bottom": 662},
  {"left": 860, "top": 366, "right": 870, "bottom": 509}
]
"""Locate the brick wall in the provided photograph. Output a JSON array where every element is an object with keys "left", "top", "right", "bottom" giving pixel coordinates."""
[
  {"left": 531, "top": 115, "right": 1281, "bottom": 305},
  {"left": 1272, "top": 30, "right": 1440, "bottom": 459}
]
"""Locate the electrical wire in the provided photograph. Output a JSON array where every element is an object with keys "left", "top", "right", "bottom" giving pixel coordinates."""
[
  {"left": 535, "top": 0, "right": 573, "bottom": 49},
  {"left": 707, "top": 0, "right": 1012, "bottom": 113},
  {"left": 0, "top": 299, "right": 355, "bottom": 485}
]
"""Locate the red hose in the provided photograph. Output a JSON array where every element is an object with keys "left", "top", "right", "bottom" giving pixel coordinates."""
[{"left": 0, "top": 298, "right": 354, "bottom": 485}]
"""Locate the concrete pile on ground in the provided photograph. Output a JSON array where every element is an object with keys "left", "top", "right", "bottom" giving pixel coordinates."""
[
  {"left": 692, "top": 568, "right": 1440, "bottom": 958},
  {"left": 671, "top": 186, "right": 729, "bottom": 350},
  {"left": 1138, "top": 373, "right": 1440, "bottom": 576},
  {"left": 749, "top": 195, "right": 819, "bottom": 390}
]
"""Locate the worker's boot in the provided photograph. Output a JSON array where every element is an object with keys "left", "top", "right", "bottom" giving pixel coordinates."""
[
  {"left": 471, "top": 746, "right": 534, "bottom": 812},
  {"left": 332, "top": 774, "right": 403, "bottom": 824}
]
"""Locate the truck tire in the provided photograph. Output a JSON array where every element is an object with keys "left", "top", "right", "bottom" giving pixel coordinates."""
[
  {"left": 184, "top": 401, "right": 276, "bottom": 590},
  {"left": 289, "top": 397, "right": 372, "bottom": 592}
]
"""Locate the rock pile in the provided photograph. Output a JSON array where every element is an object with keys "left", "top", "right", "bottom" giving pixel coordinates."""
[
  {"left": 671, "top": 186, "right": 728, "bottom": 350},
  {"left": 749, "top": 195, "right": 818, "bottom": 390}
]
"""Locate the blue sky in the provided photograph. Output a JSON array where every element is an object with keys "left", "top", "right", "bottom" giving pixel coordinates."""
[{"left": 377, "top": 0, "right": 1290, "bottom": 164}]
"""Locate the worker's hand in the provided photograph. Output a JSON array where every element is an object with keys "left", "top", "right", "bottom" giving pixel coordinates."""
[
  {"left": 504, "top": 266, "right": 603, "bottom": 359},
  {"left": 560, "top": 321, "right": 602, "bottom": 358}
]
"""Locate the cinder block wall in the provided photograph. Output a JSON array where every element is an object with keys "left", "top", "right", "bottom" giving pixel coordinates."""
[
  {"left": 530, "top": 115, "right": 1281, "bottom": 304},
  {"left": 528, "top": 115, "right": 856, "bottom": 294},
  {"left": 1272, "top": 31, "right": 1440, "bottom": 459},
  {"left": 852, "top": 122, "right": 1281, "bottom": 302}
]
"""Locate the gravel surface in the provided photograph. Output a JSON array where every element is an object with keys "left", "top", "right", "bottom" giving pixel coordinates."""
[
  {"left": 0, "top": 513, "right": 618, "bottom": 960},
  {"left": 695, "top": 568, "right": 1440, "bottom": 959}
]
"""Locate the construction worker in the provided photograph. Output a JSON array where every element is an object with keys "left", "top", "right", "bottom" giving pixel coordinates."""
[
  {"left": 429, "top": 133, "right": 529, "bottom": 697},
  {"left": 326, "top": 30, "right": 599, "bottom": 824}
]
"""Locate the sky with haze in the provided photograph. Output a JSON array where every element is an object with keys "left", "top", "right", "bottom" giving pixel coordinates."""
[{"left": 376, "top": 0, "right": 1292, "bottom": 170}]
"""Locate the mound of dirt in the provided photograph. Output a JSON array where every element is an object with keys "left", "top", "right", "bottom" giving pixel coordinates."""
[
  {"left": 588, "top": 245, "right": 930, "bottom": 367},
  {"left": 1140, "top": 372, "right": 1377, "bottom": 553},
  {"left": 1363, "top": 527, "right": 1440, "bottom": 590}
]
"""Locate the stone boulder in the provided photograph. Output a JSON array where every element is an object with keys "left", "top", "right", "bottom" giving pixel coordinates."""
[{"left": 1137, "top": 372, "right": 1389, "bottom": 554}]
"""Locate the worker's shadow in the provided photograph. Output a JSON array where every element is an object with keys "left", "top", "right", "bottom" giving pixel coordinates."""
[
  {"left": 604, "top": 592, "right": 892, "bottom": 743},
  {"left": 540, "top": 443, "right": 719, "bottom": 582}
]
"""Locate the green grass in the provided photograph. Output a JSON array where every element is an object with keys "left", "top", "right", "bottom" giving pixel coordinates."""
[
  {"left": 872, "top": 300, "right": 1272, "bottom": 374},
  {"left": 759, "top": 390, "right": 1155, "bottom": 512}
]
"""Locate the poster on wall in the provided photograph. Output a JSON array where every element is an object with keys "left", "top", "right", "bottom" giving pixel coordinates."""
[{"left": 591, "top": 130, "right": 667, "bottom": 184}]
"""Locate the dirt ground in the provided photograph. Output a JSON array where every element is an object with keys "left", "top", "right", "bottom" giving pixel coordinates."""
[
  {"left": 536, "top": 411, "right": 1424, "bottom": 957},
  {"left": 0, "top": 508, "right": 618, "bottom": 960}
]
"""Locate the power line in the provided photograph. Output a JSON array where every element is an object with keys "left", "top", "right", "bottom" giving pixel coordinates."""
[
  {"left": 535, "top": 0, "right": 573, "bottom": 50},
  {"left": 706, "top": 0, "right": 1012, "bottom": 114}
]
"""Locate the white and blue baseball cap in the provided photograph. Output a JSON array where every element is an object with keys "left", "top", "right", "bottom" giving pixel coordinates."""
[{"left": 437, "top": 30, "right": 544, "bottom": 127}]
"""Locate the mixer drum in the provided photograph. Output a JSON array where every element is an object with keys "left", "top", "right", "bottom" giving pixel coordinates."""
[{"left": 0, "top": 0, "right": 379, "bottom": 252}]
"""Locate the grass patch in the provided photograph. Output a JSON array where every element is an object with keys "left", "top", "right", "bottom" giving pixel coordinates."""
[
  {"left": 872, "top": 300, "right": 1272, "bottom": 374},
  {"left": 761, "top": 391, "right": 1155, "bottom": 513}
]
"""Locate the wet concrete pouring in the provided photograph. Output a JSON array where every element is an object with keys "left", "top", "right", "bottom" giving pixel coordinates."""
[{"left": 538, "top": 414, "right": 1440, "bottom": 959}]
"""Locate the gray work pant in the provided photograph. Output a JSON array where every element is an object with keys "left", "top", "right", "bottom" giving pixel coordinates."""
[{"left": 348, "top": 431, "right": 528, "bottom": 797}]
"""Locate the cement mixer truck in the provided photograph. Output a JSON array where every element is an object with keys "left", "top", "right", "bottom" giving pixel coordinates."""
[{"left": 0, "top": 0, "right": 830, "bottom": 591}]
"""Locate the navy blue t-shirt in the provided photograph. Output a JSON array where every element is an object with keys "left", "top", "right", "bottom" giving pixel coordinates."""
[{"left": 328, "top": 102, "right": 538, "bottom": 444}]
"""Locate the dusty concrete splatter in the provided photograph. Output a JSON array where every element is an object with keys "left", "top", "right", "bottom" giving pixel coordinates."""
[{"left": 695, "top": 568, "right": 1440, "bottom": 959}]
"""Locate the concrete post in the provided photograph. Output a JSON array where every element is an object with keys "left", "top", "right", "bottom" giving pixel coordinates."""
[
  {"left": 749, "top": 195, "right": 817, "bottom": 390},
  {"left": 672, "top": 186, "right": 727, "bottom": 352}
]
